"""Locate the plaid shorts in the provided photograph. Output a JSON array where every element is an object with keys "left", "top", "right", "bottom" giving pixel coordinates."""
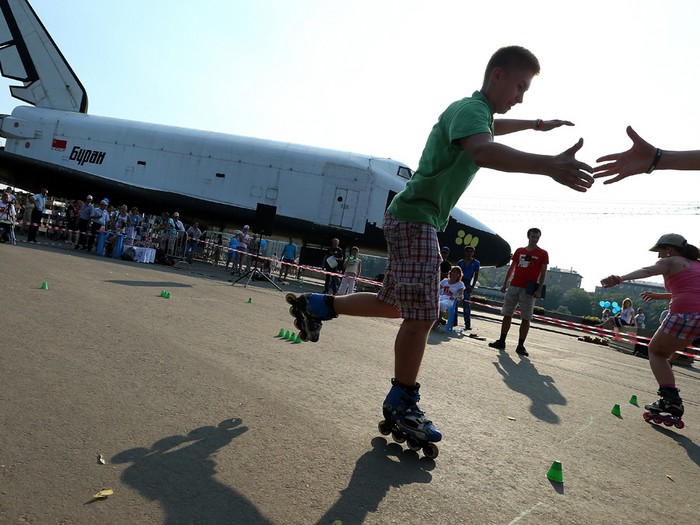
[
  {"left": 660, "top": 313, "right": 700, "bottom": 341},
  {"left": 377, "top": 212, "right": 441, "bottom": 321}
]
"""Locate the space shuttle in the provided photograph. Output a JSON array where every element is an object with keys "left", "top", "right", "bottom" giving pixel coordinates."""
[{"left": 0, "top": 0, "right": 512, "bottom": 266}]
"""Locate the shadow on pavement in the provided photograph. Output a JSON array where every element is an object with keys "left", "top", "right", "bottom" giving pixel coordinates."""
[
  {"left": 111, "top": 418, "right": 273, "bottom": 525},
  {"left": 105, "top": 280, "right": 193, "bottom": 288},
  {"left": 494, "top": 349, "right": 567, "bottom": 424},
  {"left": 650, "top": 424, "right": 700, "bottom": 468},
  {"left": 315, "top": 437, "right": 434, "bottom": 525}
]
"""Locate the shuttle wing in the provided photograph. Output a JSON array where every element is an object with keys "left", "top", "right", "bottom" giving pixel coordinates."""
[{"left": 0, "top": 0, "right": 87, "bottom": 112}]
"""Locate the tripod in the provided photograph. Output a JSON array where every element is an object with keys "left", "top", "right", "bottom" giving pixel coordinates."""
[{"left": 234, "top": 235, "right": 281, "bottom": 291}]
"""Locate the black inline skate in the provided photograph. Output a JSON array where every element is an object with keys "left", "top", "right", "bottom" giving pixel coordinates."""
[
  {"left": 643, "top": 387, "right": 685, "bottom": 429},
  {"left": 285, "top": 293, "right": 336, "bottom": 342}
]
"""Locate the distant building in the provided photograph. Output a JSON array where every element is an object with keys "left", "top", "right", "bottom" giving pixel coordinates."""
[
  {"left": 545, "top": 267, "right": 582, "bottom": 292},
  {"left": 594, "top": 280, "right": 666, "bottom": 297}
]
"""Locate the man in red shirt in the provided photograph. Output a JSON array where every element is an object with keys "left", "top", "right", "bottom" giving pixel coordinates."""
[{"left": 489, "top": 228, "right": 548, "bottom": 356}]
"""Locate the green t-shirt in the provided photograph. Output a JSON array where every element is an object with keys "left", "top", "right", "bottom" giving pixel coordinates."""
[{"left": 387, "top": 91, "right": 493, "bottom": 231}]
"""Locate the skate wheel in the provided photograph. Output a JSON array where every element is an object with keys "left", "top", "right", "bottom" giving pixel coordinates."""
[
  {"left": 406, "top": 438, "right": 422, "bottom": 451},
  {"left": 285, "top": 293, "right": 296, "bottom": 306},
  {"left": 391, "top": 431, "right": 406, "bottom": 444},
  {"left": 652, "top": 415, "right": 663, "bottom": 424},
  {"left": 423, "top": 443, "right": 439, "bottom": 459},
  {"left": 663, "top": 418, "right": 674, "bottom": 427},
  {"left": 675, "top": 420, "right": 685, "bottom": 429},
  {"left": 643, "top": 411, "right": 653, "bottom": 422},
  {"left": 378, "top": 420, "right": 391, "bottom": 436}
]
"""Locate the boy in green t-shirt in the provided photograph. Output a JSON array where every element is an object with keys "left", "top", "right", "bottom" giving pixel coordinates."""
[{"left": 286, "top": 45, "right": 594, "bottom": 454}]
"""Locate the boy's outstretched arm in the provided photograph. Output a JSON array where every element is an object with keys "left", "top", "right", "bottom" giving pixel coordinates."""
[
  {"left": 494, "top": 119, "right": 573, "bottom": 136},
  {"left": 460, "top": 133, "right": 594, "bottom": 192}
]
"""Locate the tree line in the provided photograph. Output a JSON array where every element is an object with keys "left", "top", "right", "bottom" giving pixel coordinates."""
[{"left": 477, "top": 267, "right": 668, "bottom": 330}]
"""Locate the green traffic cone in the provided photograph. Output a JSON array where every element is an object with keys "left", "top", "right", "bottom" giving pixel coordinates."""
[
  {"left": 611, "top": 404, "right": 622, "bottom": 417},
  {"left": 546, "top": 460, "right": 563, "bottom": 483},
  {"left": 284, "top": 329, "right": 291, "bottom": 340},
  {"left": 160, "top": 290, "right": 167, "bottom": 297},
  {"left": 164, "top": 291, "right": 171, "bottom": 299},
  {"left": 247, "top": 297, "right": 252, "bottom": 304},
  {"left": 40, "top": 281, "right": 48, "bottom": 290},
  {"left": 278, "top": 328, "right": 285, "bottom": 337},
  {"left": 293, "top": 335, "right": 302, "bottom": 344},
  {"left": 290, "top": 332, "right": 297, "bottom": 341},
  {"left": 629, "top": 395, "right": 638, "bottom": 406}
]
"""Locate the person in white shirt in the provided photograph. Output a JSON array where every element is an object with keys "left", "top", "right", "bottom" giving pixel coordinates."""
[
  {"left": 338, "top": 246, "right": 362, "bottom": 295},
  {"left": 434, "top": 266, "right": 465, "bottom": 330},
  {"left": 635, "top": 307, "right": 646, "bottom": 329},
  {"left": 0, "top": 191, "right": 17, "bottom": 244}
]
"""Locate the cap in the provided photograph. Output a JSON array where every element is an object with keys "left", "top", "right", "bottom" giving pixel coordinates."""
[
  {"left": 441, "top": 246, "right": 450, "bottom": 254},
  {"left": 86, "top": 195, "right": 93, "bottom": 201},
  {"left": 650, "top": 233, "right": 687, "bottom": 252},
  {"left": 173, "top": 212, "right": 179, "bottom": 217},
  {"left": 100, "top": 199, "right": 108, "bottom": 205},
  {"left": 243, "top": 224, "right": 250, "bottom": 229}
]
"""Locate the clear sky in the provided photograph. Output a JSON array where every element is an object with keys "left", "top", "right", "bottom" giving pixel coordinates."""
[{"left": 2, "top": 0, "right": 699, "bottom": 291}]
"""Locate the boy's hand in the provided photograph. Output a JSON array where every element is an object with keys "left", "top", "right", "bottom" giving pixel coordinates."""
[
  {"left": 539, "top": 119, "right": 574, "bottom": 131},
  {"left": 548, "top": 139, "right": 594, "bottom": 192}
]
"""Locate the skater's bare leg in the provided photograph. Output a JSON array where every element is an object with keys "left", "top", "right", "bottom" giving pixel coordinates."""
[
  {"left": 332, "top": 292, "right": 401, "bottom": 318},
  {"left": 394, "top": 319, "right": 434, "bottom": 385},
  {"left": 329, "top": 293, "right": 432, "bottom": 384},
  {"left": 648, "top": 330, "right": 688, "bottom": 386}
]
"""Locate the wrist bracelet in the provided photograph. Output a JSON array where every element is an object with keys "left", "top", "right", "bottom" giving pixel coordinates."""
[
  {"left": 535, "top": 119, "right": 543, "bottom": 130},
  {"left": 646, "top": 148, "right": 662, "bottom": 173}
]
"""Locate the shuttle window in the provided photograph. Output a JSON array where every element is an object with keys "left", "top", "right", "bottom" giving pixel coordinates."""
[
  {"left": 216, "top": 173, "right": 225, "bottom": 178},
  {"left": 397, "top": 166, "right": 414, "bottom": 179},
  {"left": 137, "top": 160, "right": 146, "bottom": 166}
]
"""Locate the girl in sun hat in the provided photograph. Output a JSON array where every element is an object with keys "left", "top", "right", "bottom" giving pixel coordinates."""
[{"left": 601, "top": 233, "right": 700, "bottom": 423}]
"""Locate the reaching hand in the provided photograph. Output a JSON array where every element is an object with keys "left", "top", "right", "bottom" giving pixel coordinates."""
[
  {"left": 540, "top": 119, "right": 574, "bottom": 132},
  {"left": 593, "top": 126, "right": 656, "bottom": 184},
  {"left": 640, "top": 291, "right": 656, "bottom": 302},
  {"left": 600, "top": 275, "right": 622, "bottom": 288},
  {"left": 548, "top": 138, "right": 594, "bottom": 192}
]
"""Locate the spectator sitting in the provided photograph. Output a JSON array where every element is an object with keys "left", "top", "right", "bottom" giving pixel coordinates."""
[
  {"left": 599, "top": 298, "right": 635, "bottom": 330},
  {"left": 434, "top": 266, "right": 465, "bottom": 330}
]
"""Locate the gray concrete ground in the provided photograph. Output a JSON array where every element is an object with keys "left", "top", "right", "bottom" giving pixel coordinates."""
[{"left": 1, "top": 240, "right": 699, "bottom": 525}]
